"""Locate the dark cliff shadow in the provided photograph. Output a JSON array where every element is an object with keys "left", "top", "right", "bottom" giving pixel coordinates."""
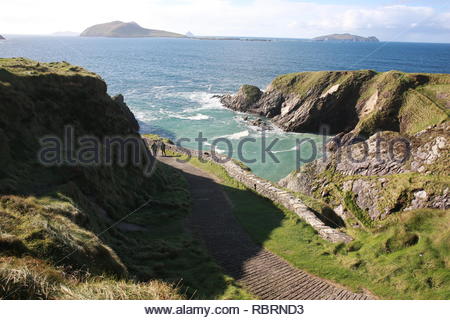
[
  {"left": 310, "top": 207, "right": 346, "bottom": 228},
  {"left": 154, "top": 157, "right": 354, "bottom": 299},
  {"left": 166, "top": 164, "right": 285, "bottom": 293}
]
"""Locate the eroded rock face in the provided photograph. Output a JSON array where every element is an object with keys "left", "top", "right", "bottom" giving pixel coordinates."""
[
  {"left": 221, "top": 72, "right": 371, "bottom": 134},
  {"left": 220, "top": 70, "right": 449, "bottom": 139},
  {"left": 279, "top": 123, "right": 450, "bottom": 220},
  {"left": 113, "top": 94, "right": 140, "bottom": 132}
]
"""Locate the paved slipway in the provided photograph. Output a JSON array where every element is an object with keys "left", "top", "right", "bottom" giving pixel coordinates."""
[{"left": 158, "top": 156, "right": 372, "bottom": 300}]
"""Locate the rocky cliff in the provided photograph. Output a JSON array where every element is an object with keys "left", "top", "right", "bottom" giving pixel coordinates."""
[
  {"left": 222, "top": 70, "right": 449, "bottom": 223},
  {"left": 80, "top": 21, "right": 185, "bottom": 38},
  {"left": 221, "top": 70, "right": 449, "bottom": 139},
  {"left": 0, "top": 58, "right": 187, "bottom": 299},
  {"left": 279, "top": 123, "right": 449, "bottom": 222}
]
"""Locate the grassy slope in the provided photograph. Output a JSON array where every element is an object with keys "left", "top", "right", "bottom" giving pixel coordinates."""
[
  {"left": 184, "top": 154, "right": 450, "bottom": 299},
  {"left": 0, "top": 160, "right": 251, "bottom": 300},
  {"left": 0, "top": 58, "right": 250, "bottom": 300},
  {"left": 116, "top": 161, "right": 253, "bottom": 300}
]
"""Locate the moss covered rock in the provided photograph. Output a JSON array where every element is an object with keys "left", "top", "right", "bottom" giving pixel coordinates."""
[
  {"left": 220, "top": 84, "right": 262, "bottom": 112},
  {"left": 280, "top": 123, "right": 449, "bottom": 222}
]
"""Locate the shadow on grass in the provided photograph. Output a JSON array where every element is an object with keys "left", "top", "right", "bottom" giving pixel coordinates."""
[{"left": 165, "top": 162, "right": 285, "bottom": 290}]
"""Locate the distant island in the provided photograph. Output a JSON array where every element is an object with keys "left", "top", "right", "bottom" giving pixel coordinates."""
[
  {"left": 52, "top": 31, "right": 80, "bottom": 37},
  {"left": 0, "top": 35, "right": 5, "bottom": 40},
  {"left": 80, "top": 21, "right": 185, "bottom": 38},
  {"left": 313, "top": 33, "right": 379, "bottom": 42},
  {"left": 193, "top": 36, "right": 272, "bottom": 42}
]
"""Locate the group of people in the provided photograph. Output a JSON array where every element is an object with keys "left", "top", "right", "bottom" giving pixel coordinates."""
[{"left": 150, "top": 140, "right": 167, "bottom": 157}]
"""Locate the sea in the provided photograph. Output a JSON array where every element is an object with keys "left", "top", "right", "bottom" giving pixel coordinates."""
[{"left": 1, "top": 36, "right": 450, "bottom": 181}]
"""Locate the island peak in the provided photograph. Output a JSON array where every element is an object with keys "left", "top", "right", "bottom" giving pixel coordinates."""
[
  {"left": 313, "top": 33, "right": 379, "bottom": 42},
  {"left": 80, "top": 21, "right": 185, "bottom": 38}
]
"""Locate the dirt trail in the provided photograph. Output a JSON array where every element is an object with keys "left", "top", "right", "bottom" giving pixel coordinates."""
[{"left": 158, "top": 156, "right": 371, "bottom": 300}]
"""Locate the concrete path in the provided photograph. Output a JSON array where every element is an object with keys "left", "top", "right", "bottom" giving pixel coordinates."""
[{"left": 158, "top": 156, "right": 371, "bottom": 300}]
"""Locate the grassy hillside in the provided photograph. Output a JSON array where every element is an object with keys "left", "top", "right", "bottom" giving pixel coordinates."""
[
  {"left": 182, "top": 153, "right": 450, "bottom": 299},
  {"left": 0, "top": 58, "right": 249, "bottom": 299}
]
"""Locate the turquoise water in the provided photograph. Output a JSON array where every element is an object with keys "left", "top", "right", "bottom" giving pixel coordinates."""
[{"left": 2, "top": 36, "right": 450, "bottom": 181}]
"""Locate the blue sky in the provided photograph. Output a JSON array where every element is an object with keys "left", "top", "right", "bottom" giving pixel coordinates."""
[{"left": 1, "top": 0, "right": 450, "bottom": 42}]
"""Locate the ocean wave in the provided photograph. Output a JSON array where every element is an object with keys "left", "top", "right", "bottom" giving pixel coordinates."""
[
  {"left": 272, "top": 146, "right": 299, "bottom": 153},
  {"left": 173, "top": 91, "right": 225, "bottom": 112},
  {"left": 173, "top": 113, "right": 210, "bottom": 121},
  {"left": 216, "top": 130, "right": 249, "bottom": 140},
  {"left": 133, "top": 110, "right": 159, "bottom": 122}
]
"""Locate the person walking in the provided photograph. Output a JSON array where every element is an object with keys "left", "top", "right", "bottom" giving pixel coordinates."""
[
  {"left": 151, "top": 141, "right": 158, "bottom": 156},
  {"left": 159, "top": 140, "right": 167, "bottom": 157}
]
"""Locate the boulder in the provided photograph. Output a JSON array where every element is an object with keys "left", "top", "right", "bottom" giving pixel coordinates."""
[{"left": 220, "top": 85, "right": 262, "bottom": 112}]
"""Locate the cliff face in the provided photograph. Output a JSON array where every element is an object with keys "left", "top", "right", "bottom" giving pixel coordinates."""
[
  {"left": 222, "top": 70, "right": 450, "bottom": 222},
  {"left": 279, "top": 123, "right": 449, "bottom": 221},
  {"left": 221, "top": 70, "right": 449, "bottom": 139},
  {"left": 0, "top": 58, "right": 186, "bottom": 299}
]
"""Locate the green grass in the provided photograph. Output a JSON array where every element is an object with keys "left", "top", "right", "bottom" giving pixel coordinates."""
[
  {"left": 0, "top": 60, "right": 252, "bottom": 300},
  {"left": 0, "top": 58, "right": 97, "bottom": 78},
  {"left": 142, "top": 134, "right": 174, "bottom": 144},
  {"left": 240, "top": 85, "right": 262, "bottom": 103},
  {"left": 343, "top": 191, "right": 375, "bottom": 228},
  {"left": 184, "top": 154, "right": 450, "bottom": 299},
  {"left": 270, "top": 70, "right": 375, "bottom": 98},
  {"left": 400, "top": 89, "right": 449, "bottom": 135},
  {"left": 0, "top": 256, "right": 184, "bottom": 300},
  {"left": 0, "top": 161, "right": 253, "bottom": 300}
]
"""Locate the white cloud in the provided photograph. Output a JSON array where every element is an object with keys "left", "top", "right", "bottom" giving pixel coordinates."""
[{"left": 0, "top": 0, "right": 449, "bottom": 42}]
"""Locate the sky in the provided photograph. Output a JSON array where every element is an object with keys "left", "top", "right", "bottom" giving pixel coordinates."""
[{"left": 1, "top": 0, "right": 450, "bottom": 42}]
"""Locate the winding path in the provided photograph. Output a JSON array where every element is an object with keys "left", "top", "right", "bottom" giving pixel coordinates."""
[{"left": 158, "top": 156, "right": 371, "bottom": 300}]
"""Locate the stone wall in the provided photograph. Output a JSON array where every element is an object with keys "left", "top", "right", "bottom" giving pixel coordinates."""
[{"left": 157, "top": 141, "right": 353, "bottom": 243}]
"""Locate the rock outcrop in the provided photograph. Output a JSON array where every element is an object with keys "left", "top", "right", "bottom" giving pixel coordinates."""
[
  {"left": 222, "top": 70, "right": 449, "bottom": 223},
  {"left": 220, "top": 70, "right": 450, "bottom": 140},
  {"left": 313, "top": 33, "right": 379, "bottom": 42},
  {"left": 81, "top": 21, "right": 185, "bottom": 38},
  {"left": 221, "top": 84, "right": 263, "bottom": 112},
  {"left": 279, "top": 123, "right": 449, "bottom": 222},
  {"left": 0, "top": 57, "right": 168, "bottom": 278},
  {"left": 0, "top": 35, "right": 5, "bottom": 40}
]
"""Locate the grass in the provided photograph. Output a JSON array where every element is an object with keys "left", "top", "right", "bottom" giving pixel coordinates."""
[
  {"left": 0, "top": 58, "right": 97, "bottom": 78},
  {"left": 269, "top": 69, "right": 449, "bottom": 138},
  {"left": 0, "top": 160, "right": 253, "bottom": 299},
  {"left": 184, "top": 153, "right": 450, "bottom": 299},
  {"left": 400, "top": 89, "right": 449, "bottom": 135},
  {"left": 240, "top": 85, "right": 262, "bottom": 103},
  {"left": 343, "top": 191, "right": 375, "bottom": 228},
  {"left": 0, "top": 256, "right": 183, "bottom": 300},
  {"left": 142, "top": 134, "right": 174, "bottom": 145},
  {"left": 115, "top": 160, "right": 253, "bottom": 300},
  {"left": 0, "top": 59, "right": 252, "bottom": 300},
  {"left": 0, "top": 161, "right": 253, "bottom": 300}
]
